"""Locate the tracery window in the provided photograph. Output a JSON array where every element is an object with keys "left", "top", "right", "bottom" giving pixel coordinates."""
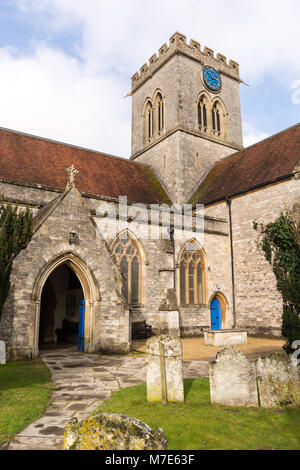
[
  {"left": 143, "top": 93, "right": 165, "bottom": 145},
  {"left": 111, "top": 234, "right": 141, "bottom": 304},
  {"left": 179, "top": 242, "right": 205, "bottom": 305}
]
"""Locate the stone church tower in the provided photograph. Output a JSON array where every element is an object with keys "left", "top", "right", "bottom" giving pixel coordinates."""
[{"left": 130, "top": 32, "right": 244, "bottom": 203}]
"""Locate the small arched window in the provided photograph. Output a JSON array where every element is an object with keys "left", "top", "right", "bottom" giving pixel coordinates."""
[
  {"left": 180, "top": 241, "right": 205, "bottom": 305},
  {"left": 198, "top": 97, "right": 208, "bottom": 132},
  {"left": 111, "top": 234, "right": 141, "bottom": 304},
  {"left": 155, "top": 93, "right": 164, "bottom": 134},
  {"left": 212, "top": 102, "right": 221, "bottom": 136},
  {"left": 146, "top": 102, "right": 154, "bottom": 140}
]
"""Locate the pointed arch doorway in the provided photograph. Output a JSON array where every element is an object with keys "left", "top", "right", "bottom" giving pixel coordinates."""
[
  {"left": 210, "top": 293, "right": 227, "bottom": 330},
  {"left": 38, "top": 264, "right": 84, "bottom": 351},
  {"left": 210, "top": 297, "right": 221, "bottom": 330},
  {"left": 32, "top": 252, "right": 99, "bottom": 358}
]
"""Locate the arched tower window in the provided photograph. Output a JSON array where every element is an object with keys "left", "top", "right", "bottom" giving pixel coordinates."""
[
  {"left": 179, "top": 241, "right": 205, "bottom": 305},
  {"left": 198, "top": 96, "right": 208, "bottom": 132},
  {"left": 147, "top": 103, "right": 153, "bottom": 140},
  {"left": 142, "top": 100, "right": 154, "bottom": 144},
  {"left": 111, "top": 233, "right": 141, "bottom": 304},
  {"left": 155, "top": 92, "right": 164, "bottom": 135},
  {"left": 212, "top": 101, "right": 222, "bottom": 136}
]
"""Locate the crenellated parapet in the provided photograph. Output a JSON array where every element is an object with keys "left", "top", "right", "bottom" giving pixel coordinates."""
[{"left": 131, "top": 32, "right": 240, "bottom": 93}]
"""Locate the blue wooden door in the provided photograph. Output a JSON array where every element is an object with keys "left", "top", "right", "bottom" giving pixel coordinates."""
[
  {"left": 211, "top": 297, "right": 221, "bottom": 330},
  {"left": 78, "top": 300, "right": 85, "bottom": 352}
]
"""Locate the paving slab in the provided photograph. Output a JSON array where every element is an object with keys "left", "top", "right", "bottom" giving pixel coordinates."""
[{"left": 6, "top": 346, "right": 208, "bottom": 450}]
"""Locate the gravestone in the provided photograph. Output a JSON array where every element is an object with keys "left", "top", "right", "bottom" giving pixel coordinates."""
[
  {"left": 256, "top": 353, "right": 300, "bottom": 408},
  {"left": 209, "top": 347, "right": 258, "bottom": 407},
  {"left": 63, "top": 413, "right": 168, "bottom": 450},
  {"left": 0, "top": 340, "right": 6, "bottom": 365},
  {"left": 146, "top": 335, "right": 184, "bottom": 403}
]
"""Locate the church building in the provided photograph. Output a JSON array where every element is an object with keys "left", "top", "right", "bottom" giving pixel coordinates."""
[{"left": 0, "top": 32, "right": 299, "bottom": 360}]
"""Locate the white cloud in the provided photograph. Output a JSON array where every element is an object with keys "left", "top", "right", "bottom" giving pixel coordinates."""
[
  {"left": 243, "top": 123, "right": 270, "bottom": 148},
  {"left": 0, "top": 45, "right": 131, "bottom": 156},
  {"left": 15, "top": 0, "right": 300, "bottom": 79},
  {"left": 1, "top": 0, "right": 299, "bottom": 157}
]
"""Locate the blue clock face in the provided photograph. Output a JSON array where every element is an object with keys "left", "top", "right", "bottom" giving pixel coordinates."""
[{"left": 202, "top": 66, "right": 222, "bottom": 92}]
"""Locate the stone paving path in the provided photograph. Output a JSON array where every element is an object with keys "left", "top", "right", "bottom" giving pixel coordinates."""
[{"left": 6, "top": 348, "right": 209, "bottom": 450}]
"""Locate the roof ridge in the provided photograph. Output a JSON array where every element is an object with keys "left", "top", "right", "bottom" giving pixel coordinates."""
[
  {"left": 216, "top": 122, "right": 300, "bottom": 166},
  {"left": 0, "top": 125, "right": 153, "bottom": 169}
]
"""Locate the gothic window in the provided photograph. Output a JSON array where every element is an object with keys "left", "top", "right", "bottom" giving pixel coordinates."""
[
  {"left": 111, "top": 234, "right": 141, "bottom": 304},
  {"left": 179, "top": 241, "right": 205, "bottom": 305},
  {"left": 147, "top": 104, "right": 153, "bottom": 140},
  {"left": 212, "top": 102, "right": 221, "bottom": 136},
  {"left": 143, "top": 100, "right": 154, "bottom": 144},
  {"left": 198, "top": 96, "right": 208, "bottom": 132},
  {"left": 143, "top": 93, "right": 165, "bottom": 145},
  {"left": 155, "top": 93, "right": 164, "bottom": 134}
]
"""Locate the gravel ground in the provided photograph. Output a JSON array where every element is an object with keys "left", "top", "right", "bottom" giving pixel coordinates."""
[{"left": 132, "top": 336, "right": 285, "bottom": 361}]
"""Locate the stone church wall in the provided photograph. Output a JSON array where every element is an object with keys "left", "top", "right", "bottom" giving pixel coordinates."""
[
  {"left": 204, "top": 177, "right": 300, "bottom": 336},
  {"left": 0, "top": 187, "right": 131, "bottom": 360}
]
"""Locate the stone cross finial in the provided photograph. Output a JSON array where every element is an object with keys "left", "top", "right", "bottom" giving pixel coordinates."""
[{"left": 66, "top": 164, "right": 79, "bottom": 187}]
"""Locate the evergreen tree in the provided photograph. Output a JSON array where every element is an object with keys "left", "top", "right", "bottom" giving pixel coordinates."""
[
  {"left": 0, "top": 202, "right": 33, "bottom": 318},
  {"left": 255, "top": 210, "right": 300, "bottom": 353}
]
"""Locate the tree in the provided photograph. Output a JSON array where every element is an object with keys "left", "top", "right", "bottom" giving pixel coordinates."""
[
  {"left": 0, "top": 202, "right": 33, "bottom": 318},
  {"left": 254, "top": 209, "right": 300, "bottom": 353}
]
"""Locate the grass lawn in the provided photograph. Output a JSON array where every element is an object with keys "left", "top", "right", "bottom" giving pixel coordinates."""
[
  {"left": 0, "top": 361, "right": 53, "bottom": 446},
  {"left": 93, "top": 378, "right": 300, "bottom": 450}
]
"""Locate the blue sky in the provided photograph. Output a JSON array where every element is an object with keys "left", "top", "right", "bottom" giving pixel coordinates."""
[{"left": 0, "top": 0, "right": 299, "bottom": 157}]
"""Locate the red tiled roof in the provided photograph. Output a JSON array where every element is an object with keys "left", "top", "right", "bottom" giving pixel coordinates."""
[
  {"left": 0, "top": 128, "right": 171, "bottom": 205},
  {"left": 189, "top": 124, "right": 300, "bottom": 205}
]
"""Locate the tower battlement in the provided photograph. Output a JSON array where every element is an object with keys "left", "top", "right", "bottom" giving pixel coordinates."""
[{"left": 131, "top": 32, "right": 240, "bottom": 93}]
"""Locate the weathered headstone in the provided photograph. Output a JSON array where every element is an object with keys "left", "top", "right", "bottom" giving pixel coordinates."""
[
  {"left": 209, "top": 347, "right": 259, "bottom": 407},
  {"left": 0, "top": 340, "right": 6, "bottom": 365},
  {"left": 146, "top": 335, "right": 184, "bottom": 403},
  {"left": 256, "top": 353, "right": 300, "bottom": 408},
  {"left": 63, "top": 413, "right": 168, "bottom": 450}
]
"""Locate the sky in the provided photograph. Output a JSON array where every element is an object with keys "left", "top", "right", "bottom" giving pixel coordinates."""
[{"left": 0, "top": 0, "right": 299, "bottom": 158}]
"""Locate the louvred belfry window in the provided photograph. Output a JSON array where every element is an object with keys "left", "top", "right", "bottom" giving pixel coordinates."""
[{"left": 111, "top": 234, "right": 141, "bottom": 304}]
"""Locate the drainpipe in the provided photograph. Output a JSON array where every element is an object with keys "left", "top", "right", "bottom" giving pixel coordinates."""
[
  {"left": 226, "top": 197, "right": 236, "bottom": 328},
  {"left": 168, "top": 227, "right": 176, "bottom": 291}
]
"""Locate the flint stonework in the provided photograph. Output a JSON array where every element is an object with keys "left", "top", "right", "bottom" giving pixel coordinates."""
[
  {"left": 209, "top": 347, "right": 259, "bottom": 407},
  {"left": 256, "top": 353, "right": 300, "bottom": 408},
  {"left": 146, "top": 335, "right": 184, "bottom": 403}
]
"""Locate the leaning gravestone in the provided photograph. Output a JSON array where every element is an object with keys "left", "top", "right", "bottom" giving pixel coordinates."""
[
  {"left": 256, "top": 353, "right": 300, "bottom": 408},
  {"left": 209, "top": 347, "right": 259, "bottom": 407},
  {"left": 146, "top": 335, "right": 184, "bottom": 403},
  {"left": 0, "top": 340, "right": 6, "bottom": 365},
  {"left": 63, "top": 413, "right": 168, "bottom": 450}
]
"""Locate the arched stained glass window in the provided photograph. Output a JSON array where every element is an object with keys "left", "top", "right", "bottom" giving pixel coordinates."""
[
  {"left": 111, "top": 234, "right": 141, "bottom": 304},
  {"left": 180, "top": 242, "right": 204, "bottom": 305}
]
